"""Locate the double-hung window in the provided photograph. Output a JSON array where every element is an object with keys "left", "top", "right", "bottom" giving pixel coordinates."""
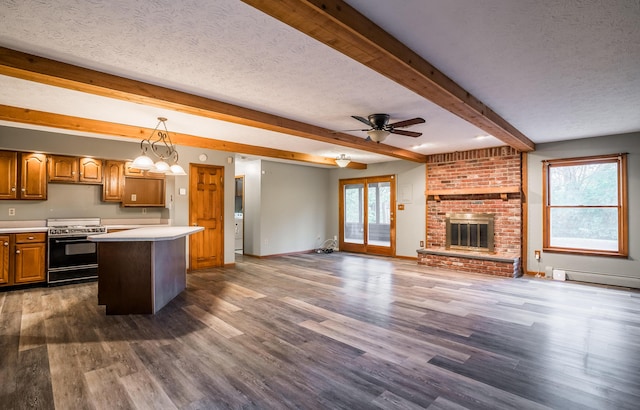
[{"left": 543, "top": 153, "right": 627, "bottom": 257}]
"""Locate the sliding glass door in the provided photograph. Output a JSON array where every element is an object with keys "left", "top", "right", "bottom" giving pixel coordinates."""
[{"left": 339, "top": 175, "right": 395, "bottom": 256}]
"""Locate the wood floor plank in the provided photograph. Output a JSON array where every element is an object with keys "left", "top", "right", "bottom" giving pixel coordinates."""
[{"left": 1, "top": 252, "right": 639, "bottom": 409}]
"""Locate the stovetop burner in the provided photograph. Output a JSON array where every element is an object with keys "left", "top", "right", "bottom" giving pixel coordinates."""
[{"left": 47, "top": 218, "right": 107, "bottom": 237}]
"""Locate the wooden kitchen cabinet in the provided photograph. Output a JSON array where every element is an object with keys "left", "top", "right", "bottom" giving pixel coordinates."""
[
  {"left": 0, "top": 151, "right": 18, "bottom": 199},
  {"left": 0, "top": 232, "right": 46, "bottom": 287},
  {"left": 102, "top": 160, "right": 125, "bottom": 202},
  {"left": 14, "top": 233, "right": 46, "bottom": 284},
  {"left": 122, "top": 177, "right": 166, "bottom": 207},
  {"left": 0, "top": 235, "right": 10, "bottom": 285},
  {"left": 0, "top": 151, "right": 47, "bottom": 200},
  {"left": 20, "top": 152, "right": 48, "bottom": 200},
  {"left": 49, "top": 155, "right": 103, "bottom": 184}
]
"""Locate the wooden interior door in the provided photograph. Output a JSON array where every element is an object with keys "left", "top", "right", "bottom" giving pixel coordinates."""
[
  {"left": 339, "top": 175, "right": 396, "bottom": 256},
  {"left": 189, "top": 164, "right": 224, "bottom": 270}
]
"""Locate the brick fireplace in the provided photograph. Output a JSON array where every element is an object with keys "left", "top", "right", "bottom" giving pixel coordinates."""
[{"left": 417, "top": 147, "right": 523, "bottom": 277}]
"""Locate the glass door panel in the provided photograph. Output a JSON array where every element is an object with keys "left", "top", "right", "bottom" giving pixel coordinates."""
[
  {"left": 344, "top": 183, "right": 364, "bottom": 244},
  {"left": 367, "top": 181, "right": 391, "bottom": 247}
]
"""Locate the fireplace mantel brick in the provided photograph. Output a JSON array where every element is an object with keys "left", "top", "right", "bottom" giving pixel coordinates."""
[{"left": 423, "top": 147, "right": 523, "bottom": 278}]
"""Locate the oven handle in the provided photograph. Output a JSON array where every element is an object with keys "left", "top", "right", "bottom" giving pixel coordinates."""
[{"left": 53, "top": 238, "right": 91, "bottom": 244}]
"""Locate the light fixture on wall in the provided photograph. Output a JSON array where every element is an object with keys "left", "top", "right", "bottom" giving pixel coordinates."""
[
  {"left": 131, "top": 117, "right": 187, "bottom": 175},
  {"left": 367, "top": 129, "right": 390, "bottom": 143},
  {"left": 335, "top": 154, "right": 351, "bottom": 168}
]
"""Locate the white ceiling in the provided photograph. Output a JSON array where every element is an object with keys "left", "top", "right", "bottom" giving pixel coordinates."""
[{"left": 0, "top": 0, "right": 638, "bottom": 165}]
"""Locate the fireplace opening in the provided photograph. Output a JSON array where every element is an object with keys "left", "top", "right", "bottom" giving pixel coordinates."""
[{"left": 446, "top": 213, "right": 494, "bottom": 252}]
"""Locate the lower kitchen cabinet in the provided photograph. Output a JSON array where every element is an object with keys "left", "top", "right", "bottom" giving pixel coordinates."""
[
  {"left": 0, "top": 235, "right": 10, "bottom": 285},
  {"left": 0, "top": 232, "right": 46, "bottom": 287}
]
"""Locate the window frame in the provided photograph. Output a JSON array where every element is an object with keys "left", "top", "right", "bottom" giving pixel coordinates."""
[{"left": 542, "top": 153, "right": 628, "bottom": 257}]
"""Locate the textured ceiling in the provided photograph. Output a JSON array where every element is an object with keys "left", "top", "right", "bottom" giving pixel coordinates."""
[{"left": 0, "top": 0, "right": 638, "bottom": 165}]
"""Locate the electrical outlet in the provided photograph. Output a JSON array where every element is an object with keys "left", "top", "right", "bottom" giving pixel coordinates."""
[
  {"left": 8, "top": 208, "right": 16, "bottom": 216},
  {"left": 534, "top": 250, "right": 541, "bottom": 261},
  {"left": 420, "top": 240, "right": 424, "bottom": 247}
]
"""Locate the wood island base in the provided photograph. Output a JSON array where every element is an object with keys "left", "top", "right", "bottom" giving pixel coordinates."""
[{"left": 97, "top": 237, "right": 186, "bottom": 314}]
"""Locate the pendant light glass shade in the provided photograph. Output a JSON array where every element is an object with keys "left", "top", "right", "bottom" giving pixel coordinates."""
[
  {"left": 170, "top": 163, "right": 187, "bottom": 176},
  {"left": 131, "top": 154, "right": 155, "bottom": 170}
]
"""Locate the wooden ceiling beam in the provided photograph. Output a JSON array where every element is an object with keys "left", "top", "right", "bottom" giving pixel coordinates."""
[
  {"left": 0, "top": 105, "right": 367, "bottom": 169},
  {"left": 0, "top": 47, "right": 426, "bottom": 163},
  {"left": 242, "top": 0, "right": 535, "bottom": 152}
]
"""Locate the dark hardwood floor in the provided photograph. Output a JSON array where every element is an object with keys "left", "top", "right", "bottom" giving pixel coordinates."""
[{"left": 1, "top": 252, "right": 639, "bottom": 409}]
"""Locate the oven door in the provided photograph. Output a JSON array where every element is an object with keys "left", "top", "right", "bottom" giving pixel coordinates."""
[{"left": 48, "top": 235, "right": 98, "bottom": 284}]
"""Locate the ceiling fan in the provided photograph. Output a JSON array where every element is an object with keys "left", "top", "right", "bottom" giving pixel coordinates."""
[{"left": 350, "top": 114, "right": 425, "bottom": 143}]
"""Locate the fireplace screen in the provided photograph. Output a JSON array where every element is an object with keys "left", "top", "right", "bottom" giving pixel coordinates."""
[{"left": 446, "top": 213, "right": 494, "bottom": 252}]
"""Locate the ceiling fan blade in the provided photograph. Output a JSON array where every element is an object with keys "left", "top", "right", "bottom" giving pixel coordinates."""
[
  {"left": 390, "top": 129, "right": 422, "bottom": 138},
  {"left": 352, "top": 115, "right": 374, "bottom": 127},
  {"left": 388, "top": 117, "right": 425, "bottom": 128}
]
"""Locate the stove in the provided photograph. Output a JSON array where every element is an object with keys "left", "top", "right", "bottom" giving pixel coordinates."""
[
  {"left": 47, "top": 218, "right": 107, "bottom": 236},
  {"left": 47, "top": 218, "right": 106, "bottom": 285}
]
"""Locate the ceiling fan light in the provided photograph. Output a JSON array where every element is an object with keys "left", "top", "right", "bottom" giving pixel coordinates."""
[
  {"left": 367, "top": 129, "right": 390, "bottom": 143},
  {"left": 131, "top": 154, "right": 154, "bottom": 170},
  {"left": 335, "top": 154, "right": 351, "bottom": 168}
]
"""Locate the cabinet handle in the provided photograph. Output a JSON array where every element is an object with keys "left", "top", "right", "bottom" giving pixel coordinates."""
[
  {"left": 21, "top": 188, "right": 26, "bottom": 192},
  {"left": 11, "top": 187, "right": 16, "bottom": 192},
  {"left": 3, "top": 242, "right": 7, "bottom": 246},
  {"left": 16, "top": 250, "right": 20, "bottom": 254},
  {"left": 28, "top": 236, "right": 35, "bottom": 240}
]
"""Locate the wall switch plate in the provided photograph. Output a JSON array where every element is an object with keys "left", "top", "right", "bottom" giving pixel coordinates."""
[
  {"left": 131, "top": 194, "right": 137, "bottom": 201},
  {"left": 534, "top": 250, "right": 541, "bottom": 260},
  {"left": 420, "top": 240, "right": 424, "bottom": 247}
]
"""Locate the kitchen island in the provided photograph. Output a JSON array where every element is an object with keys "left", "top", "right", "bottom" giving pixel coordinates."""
[{"left": 88, "top": 226, "right": 203, "bottom": 315}]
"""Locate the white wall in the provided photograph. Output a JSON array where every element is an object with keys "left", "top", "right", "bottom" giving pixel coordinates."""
[
  {"left": 327, "top": 161, "right": 426, "bottom": 258},
  {"left": 527, "top": 132, "right": 640, "bottom": 288},
  {"left": 241, "top": 159, "right": 330, "bottom": 256}
]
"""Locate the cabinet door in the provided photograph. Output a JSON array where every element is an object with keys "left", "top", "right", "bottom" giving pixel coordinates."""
[
  {"left": 20, "top": 153, "right": 47, "bottom": 199},
  {"left": 122, "top": 177, "right": 166, "bottom": 207},
  {"left": 48, "top": 155, "right": 78, "bottom": 182},
  {"left": 14, "top": 242, "right": 46, "bottom": 284},
  {"left": 0, "top": 235, "right": 10, "bottom": 285},
  {"left": 102, "top": 160, "right": 124, "bottom": 201},
  {"left": 0, "top": 151, "right": 18, "bottom": 199},
  {"left": 79, "top": 157, "right": 103, "bottom": 183}
]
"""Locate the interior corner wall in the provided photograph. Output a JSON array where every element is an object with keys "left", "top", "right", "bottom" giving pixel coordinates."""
[
  {"left": 328, "top": 161, "right": 426, "bottom": 258},
  {"left": 527, "top": 132, "right": 640, "bottom": 288},
  {"left": 241, "top": 159, "right": 263, "bottom": 256},
  {"left": 255, "top": 160, "right": 330, "bottom": 256}
]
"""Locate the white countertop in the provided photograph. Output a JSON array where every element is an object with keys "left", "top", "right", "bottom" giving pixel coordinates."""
[
  {"left": 87, "top": 226, "right": 204, "bottom": 242},
  {"left": 0, "top": 227, "right": 48, "bottom": 234}
]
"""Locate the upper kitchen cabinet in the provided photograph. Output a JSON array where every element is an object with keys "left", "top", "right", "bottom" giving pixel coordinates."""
[
  {"left": 102, "top": 160, "right": 125, "bottom": 202},
  {"left": 0, "top": 150, "right": 48, "bottom": 200},
  {"left": 20, "top": 152, "right": 48, "bottom": 200},
  {"left": 49, "top": 155, "right": 103, "bottom": 184},
  {"left": 0, "top": 151, "right": 18, "bottom": 199}
]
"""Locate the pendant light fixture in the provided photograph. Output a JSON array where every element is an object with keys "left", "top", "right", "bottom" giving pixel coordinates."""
[{"left": 131, "top": 117, "right": 186, "bottom": 175}]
